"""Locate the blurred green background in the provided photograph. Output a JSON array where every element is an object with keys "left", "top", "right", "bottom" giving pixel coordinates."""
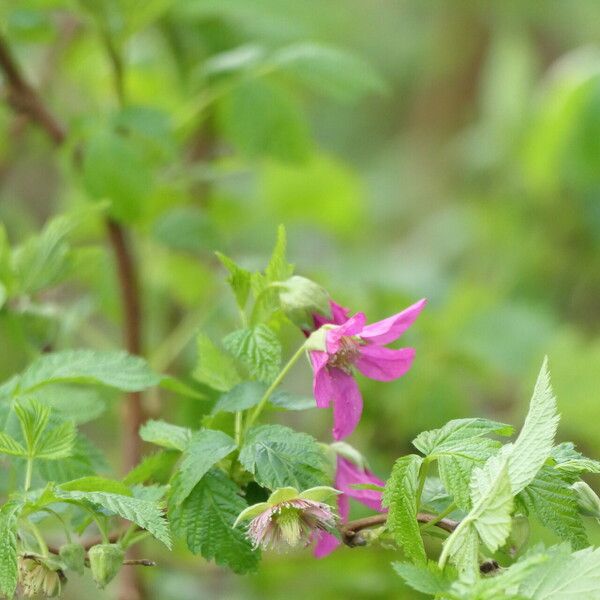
[{"left": 1, "top": 0, "right": 600, "bottom": 598}]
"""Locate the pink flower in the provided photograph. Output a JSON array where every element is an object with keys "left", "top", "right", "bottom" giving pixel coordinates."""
[
  {"left": 309, "top": 298, "right": 427, "bottom": 440},
  {"left": 314, "top": 457, "right": 386, "bottom": 558},
  {"left": 312, "top": 300, "right": 351, "bottom": 329}
]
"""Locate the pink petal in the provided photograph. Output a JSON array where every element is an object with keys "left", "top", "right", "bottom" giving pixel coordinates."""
[
  {"left": 335, "top": 457, "right": 385, "bottom": 512},
  {"left": 355, "top": 345, "right": 416, "bottom": 382},
  {"left": 329, "top": 368, "right": 363, "bottom": 440},
  {"left": 326, "top": 312, "right": 366, "bottom": 354},
  {"left": 313, "top": 300, "right": 351, "bottom": 329},
  {"left": 313, "top": 530, "right": 340, "bottom": 558},
  {"left": 310, "top": 351, "right": 333, "bottom": 408},
  {"left": 360, "top": 299, "right": 427, "bottom": 345}
]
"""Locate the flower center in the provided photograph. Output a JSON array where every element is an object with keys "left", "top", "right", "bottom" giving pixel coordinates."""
[{"left": 328, "top": 336, "right": 361, "bottom": 373}]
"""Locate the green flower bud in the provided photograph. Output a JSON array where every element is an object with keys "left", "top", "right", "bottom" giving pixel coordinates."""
[
  {"left": 59, "top": 542, "right": 86, "bottom": 575},
  {"left": 329, "top": 441, "right": 368, "bottom": 470},
  {"left": 572, "top": 481, "right": 600, "bottom": 517},
  {"left": 88, "top": 544, "right": 124, "bottom": 589},
  {"left": 278, "top": 276, "right": 330, "bottom": 330}
]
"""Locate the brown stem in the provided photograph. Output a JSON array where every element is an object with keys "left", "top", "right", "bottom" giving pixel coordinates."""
[
  {"left": 341, "top": 512, "right": 459, "bottom": 547},
  {"left": 0, "top": 35, "right": 66, "bottom": 144},
  {"left": 106, "top": 219, "right": 144, "bottom": 474}
]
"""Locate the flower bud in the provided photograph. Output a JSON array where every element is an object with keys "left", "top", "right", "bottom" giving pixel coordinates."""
[
  {"left": 278, "top": 276, "right": 330, "bottom": 330},
  {"left": 572, "top": 481, "right": 600, "bottom": 517},
  {"left": 88, "top": 544, "right": 124, "bottom": 589},
  {"left": 59, "top": 542, "right": 85, "bottom": 575},
  {"left": 329, "top": 441, "right": 367, "bottom": 470},
  {"left": 42, "top": 569, "right": 62, "bottom": 598}
]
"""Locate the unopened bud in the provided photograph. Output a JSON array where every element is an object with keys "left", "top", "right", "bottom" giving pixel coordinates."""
[
  {"left": 279, "top": 276, "right": 330, "bottom": 330},
  {"left": 572, "top": 481, "right": 600, "bottom": 517},
  {"left": 59, "top": 542, "right": 85, "bottom": 575},
  {"left": 329, "top": 441, "right": 367, "bottom": 470},
  {"left": 88, "top": 544, "right": 124, "bottom": 589}
]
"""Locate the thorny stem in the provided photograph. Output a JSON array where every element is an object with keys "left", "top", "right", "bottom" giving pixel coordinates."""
[{"left": 244, "top": 343, "right": 307, "bottom": 433}]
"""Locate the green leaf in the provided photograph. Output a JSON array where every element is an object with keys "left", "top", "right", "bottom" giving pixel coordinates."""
[
  {"left": 438, "top": 455, "right": 480, "bottom": 511},
  {"left": 382, "top": 454, "right": 426, "bottom": 563},
  {"left": 223, "top": 325, "right": 282, "bottom": 383},
  {"left": 82, "top": 130, "right": 152, "bottom": 224},
  {"left": 520, "top": 545, "right": 600, "bottom": 599},
  {"left": 551, "top": 442, "right": 600, "bottom": 477},
  {"left": 35, "top": 419, "right": 76, "bottom": 460},
  {"left": 11, "top": 214, "right": 75, "bottom": 295},
  {"left": 270, "top": 390, "right": 315, "bottom": 411},
  {"left": 56, "top": 490, "right": 171, "bottom": 548},
  {"left": 239, "top": 424, "right": 328, "bottom": 490},
  {"left": 139, "top": 420, "right": 191, "bottom": 452},
  {"left": 264, "top": 225, "right": 294, "bottom": 284},
  {"left": 0, "top": 503, "right": 20, "bottom": 598},
  {"left": 413, "top": 418, "right": 513, "bottom": 457},
  {"left": 60, "top": 477, "right": 132, "bottom": 496},
  {"left": 170, "top": 468, "right": 259, "bottom": 574},
  {"left": 213, "top": 381, "right": 266, "bottom": 414},
  {"left": 123, "top": 450, "right": 179, "bottom": 486},
  {"left": 193, "top": 334, "right": 241, "bottom": 392},
  {"left": 14, "top": 350, "right": 160, "bottom": 395},
  {"left": 170, "top": 429, "right": 237, "bottom": 506},
  {"left": 38, "top": 384, "right": 109, "bottom": 424},
  {"left": 14, "top": 399, "right": 50, "bottom": 454},
  {"left": 504, "top": 357, "right": 560, "bottom": 494},
  {"left": 272, "top": 42, "right": 386, "bottom": 103},
  {"left": 215, "top": 252, "right": 252, "bottom": 311},
  {"left": 442, "top": 461, "right": 513, "bottom": 575},
  {"left": 0, "top": 432, "right": 26, "bottom": 457},
  {"left": 218, "top": 78, "right": 311, "bottom": 162},
  {"left": 392, "top": 561, "right": 454, "bottom": 595},
  {"left": 519, "top": 466, "right": 588, "bottom": 550}
]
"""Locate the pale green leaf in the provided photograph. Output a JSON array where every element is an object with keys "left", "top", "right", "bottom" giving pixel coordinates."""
[
  {"left": 60, "top": 477, "right": 132, "bottom": 496},
  {"left": 0, "top": 432, "right": 26, "bottom": 457},
  {"left": 123, "top": 450, "right": 179, "bottom": 486},
  {"left": 193, "top": 334, "right": 241, "bottom": 392},
  {"left": 57, "top": 490, "right": 171, "bottom": 548},
  {"left": 382, "top": 454, "right": 426, "bottom": 563},
  {"left": 139, "top": 420, "right": 191, "bottom": 452},
  {"left": 14, "top": 399, "right": 50, "bottom": 453},
  {"left": 215, "top": 251, "right": 252, "bottom": 310},
  {"left": 15, "top": 350, "right": 160, "bottom": 394},
  {"left": 392, "top": 561, "right": 454, "bottom": 595},
  {"left": 212, "top": 382, "right": 266, "bottom": 414},
  {"left": 36, "top": 419, "right": 76, "bottom": 460},
  {"left": 0, "top": 503, "right": 20, "bottom": 598}
]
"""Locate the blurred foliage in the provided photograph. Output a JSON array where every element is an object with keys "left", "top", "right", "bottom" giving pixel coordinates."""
[{"left": 1, "top": 0, "right": 600, "bottom": 598}]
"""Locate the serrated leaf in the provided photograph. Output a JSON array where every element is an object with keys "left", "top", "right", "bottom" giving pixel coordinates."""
[
  {"left": 57, "top": 490, "right": 171, "bottom": 548},
  {"left": 438, "top": 455, "right": 478, "bottom": 510},
  {"left": 504, "top": 357, "right": 560, "bottom": 494},
  {"left": 223, "top": 325, "right": 282, "bottom": 383},
  {"left": 60, "top": 477, "right": 132, "bottom": 496},
  {"left": 270, "top": 390, "right": 315, "bottom": 411},
  {"left": 272, "top": 42, "right": 386, "bottom": 103},
  {"left": 212, "top": 381, "right": 266, "bottom": 414},
  {"left": 218, "top": 78, "right": 311, "bottom": 162},
  {"left": 0, "top": 432, "right": 26, "bottom": 457},
  {"left": 170, "top": 468, "right": 259, "bottom": 573},
  {"left": 239, "top": 424, "right": 328, "bottom": 490},
  {"left": 14, "top": 399, "right": 50, "bottom": 454},
  {"left": 12, "top": 214, "right": 75, "bottom": 295},
  {"left": 193, "top": 334, "right": 241, "bottom": 392},
  {"left": 123, "top": 450, "right": 179, "bottom": 486},
  {"left": 0, "top": 503, "right": 20, "bottom": 598},
  {"left": 36, "top": 419, "right": 76, "bottom": 460},
  {"left": 37, "top": 384, "right": 108, "bottom": 424},
  {"left": 519, "top": 466, "right": 588, "bottom": 550},
  {"left": 264, "top": 225, "right": 294, "bottom": 284},
  {"left": 170, "top": 429, "right": 237, "bottom": 506},
  {"left": 392, "top": 561, "right": 454, "bottom": 595},
  {"left": 382, "top": 454, "right": 426, "bottom": 563},
  {"left": 215, "top": 252, "right": 252, "bottom": 310},
  {"left": 14, "top": 350, "right": 159, "bottom": 395},
  {"left": 413, "top": 418, "right": 513, "bottom": 457},
  {"left": 139, "top": 420, "right": 191, "bottom": 452},
  {"left": 520, "top": 545, "right": 600, "bottom": 599},
  {"left": 551, "top": 442, "right": 600, "bottom": 477}
]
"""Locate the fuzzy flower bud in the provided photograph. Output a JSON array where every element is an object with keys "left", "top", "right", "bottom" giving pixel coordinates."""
[
  {"left": 88, "top": 544, "right": 124, "bottom": 589},
  {"left": 572, "top": 481, "right": 600, "bottom": 518},
  {"left": 19, "top": 557, "right": 64, "bottom": 598},
  {"left": 234, "top": 487, "right": 339, "bottom": 552},
  {"left": 279, "top": 276, "right": 330, "bottom": 330},
  {"left": 59, "top": 542, "right": 86, "bottom": 576}
]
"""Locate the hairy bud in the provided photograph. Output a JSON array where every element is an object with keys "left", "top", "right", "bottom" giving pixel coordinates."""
[
  {"left": 88, "top": 544, "right": 124, "bottom": 589},
  {"left": 59, "top": 542, "right": 86, "bottom": 575},
  {"left": 572, "top": 481, "right": 600, "bottom": 518},
  {"left": 279, "top": 276, "right": 330, "bottom": 330}
]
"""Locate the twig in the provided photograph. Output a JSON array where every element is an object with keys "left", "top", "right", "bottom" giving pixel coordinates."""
[
  {"left": 341, "top": 512, "right": 459, "bottom": 547},
  {"left": 0, "top": 35, "right": 66, "bottom": 144}
]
